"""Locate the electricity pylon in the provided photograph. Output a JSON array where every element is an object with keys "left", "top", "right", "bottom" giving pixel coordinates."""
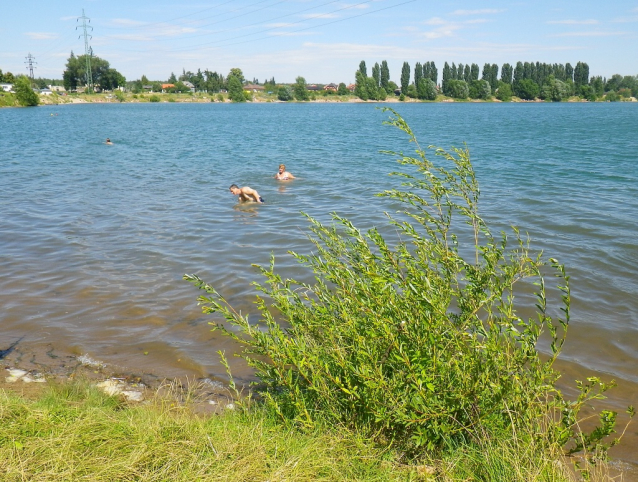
[
  {"left": 25, "top": 53, "right": 37, "bottom": 79},
  {"left": 77, "top": 9, "right": 93, "bottom": 93}
]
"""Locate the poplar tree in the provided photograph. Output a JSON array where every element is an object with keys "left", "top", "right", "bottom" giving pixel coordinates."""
[
  {"left": 451, "top": 63, "right": 458, "bottom": 80},
  {"left": 565, "top": 63, "right": 574, "bottom": 82},
  {"left": 470, "top": 64, "right": 479, "bottom": 81},
  {"left": 464, "top": 64, "right": 471, "bottom": 82},
  {"left": 372, "top": 62, "right": 381, "bottom": 87},
  {"left": 359, "top": 60, "right": 367, "bottom": 78},
  {"left": 400, "top": 62, "right": 410, "bottom": 95},
  {"left": 501, "top": 63, "right": 513, "bottom": 84},
  {"left": 414, "top": 62, "right": 423, "bottom": 90},
  {"left": 514, "top": 62, "right": 524, "bottom": 83},
  {"left": 442, "top": 62, "right": 451, "bottom": 95},
  {"left": 380, "top": 60, "right": 390, "bottom": 92},
  {"left": 429, "top": 62, "right": 438, "bottom": 85}
]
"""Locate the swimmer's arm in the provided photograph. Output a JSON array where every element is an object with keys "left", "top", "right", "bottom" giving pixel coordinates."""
[
  {"left": 286, "top": 172, "right": 295, "bottom": 179},
  {"left": 243, "top": 187, "right": 262, "bottom": 203}
]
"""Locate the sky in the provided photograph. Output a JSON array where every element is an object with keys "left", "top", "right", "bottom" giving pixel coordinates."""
[{"left": 1, "top": 0, "right": 637, "bottom": 84}]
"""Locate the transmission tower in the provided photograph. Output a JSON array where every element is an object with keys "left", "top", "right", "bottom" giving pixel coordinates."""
[
  {"left": 76, "top": 9, "right": 93, "bottom": 92},
  {"left": 25, "top": 53, "right": 37, "bottom": 79}
]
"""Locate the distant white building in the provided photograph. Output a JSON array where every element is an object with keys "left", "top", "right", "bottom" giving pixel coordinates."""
[
  {"left": 48, "top": 85, "right": 66, "bottom": 92},
  {"left": 182, "top": 81, "right": 195, "bottom": 92},
  {"left": 0, "top": 83, "right": 13, "bottom": 92},
  {"left": 40, "top": 89, "right": 53, "bottom": 96}
]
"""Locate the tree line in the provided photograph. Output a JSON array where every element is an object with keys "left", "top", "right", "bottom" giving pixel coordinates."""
[{"left": 353, "top": 59, "right": 638, "bottom": 102}]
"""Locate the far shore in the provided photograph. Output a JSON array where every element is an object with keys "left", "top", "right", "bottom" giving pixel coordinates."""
[{"left": 3, "top": 90, "right": 636, "bottom": 108}]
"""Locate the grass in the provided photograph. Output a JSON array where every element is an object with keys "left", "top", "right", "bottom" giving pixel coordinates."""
[
  {"left": 1, "top": 379, "right": 618, "bottom": 481},
  {"left": 0, "top": 381, "right": 419, "bottom": 482}
]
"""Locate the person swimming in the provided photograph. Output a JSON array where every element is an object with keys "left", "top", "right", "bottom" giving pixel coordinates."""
[
  {"left": 274, "top": 164, "right": 295, "bottom": 180},
  {"left": 105, "top": 138, "right": 113, "bottom": 145},
  {"left": 229, "top": 184, "right": 264, "bottom": 203}
]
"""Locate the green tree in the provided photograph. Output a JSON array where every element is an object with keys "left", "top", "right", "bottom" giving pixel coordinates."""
[
  {"left": 414, "top": 62, "right": 422, "bottom": 89},
  {"left": 354, "top": 71, "right": 368, "bottom": 101},
  {"left": 62, "top": 52, "right": 124, "bottom": 91},
  {"left": 293, "top": 76, "right": 309, "bottom": 101},
  {"left": 590, "top": 76, "right": 604, "bottom": 98},
  {"left": 372, "top": 62, "right": 381, "bottom": 87},
  {"left": 168, "top": 72, "right": 177, "bottom": 83},
  {"left": 448, "top": 79, "right": 469, "bottom": 99},
  {"left": 337, "top": 82, "right": 348, "bottom": 96},
  {"left": 400, "top": 62, "right": 410, "bottom": 95},
  {"left": 496, "top": 82, "right": 512, "bottom": 101},
  {"left": 469, "top": 79, "right": 491, "bottom": 99},
  {"left": 470, "top": 63, "right": 479, "bottom": 82},
  {"left": 380, "top": 60, "right": 390, "bottom": 92},
  {"left": 463, "top": 64, "right": 471, "bottom": 82},
  {"left": 417, "top": 78, "right": 437, "bottom": 100},
  {"left": 500, "top": 63, "right": 513, "bottom": 84},
  {"left": 573, "top": 62, "right": 589, "bottom": 87},
  {"left": 358, "top": 60, "right": 367, "bottom": 77},
  {"left": 366, "top": 76, "right": 379, "bottom": 100},
  {"left": 514, "top": 78, "right": 540, "bottom": 100},
  {"left": 227, "top": 68, "right": 245, "bottom": 85},
  {"left": 277, "top": 85, "right": 294, "bottom": 102},
  {"left": 540, "top": 75, "right": 569, "bottom": 102},
  {"left": 14, "top": 75, "right": 39, "bottom": 106},
  {"left": 442, "top": 62, "right": 451, "bottom": 95},
  {"left": 227, "top": 75, "right": 245, "bottom": 102}
]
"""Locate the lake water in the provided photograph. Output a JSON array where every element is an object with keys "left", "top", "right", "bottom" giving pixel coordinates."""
[{"left": 1, "top": 101, "right": 637, "bottom": 462}]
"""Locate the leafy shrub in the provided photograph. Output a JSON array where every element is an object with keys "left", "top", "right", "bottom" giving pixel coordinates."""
[
  {"left": 496, "top": 82, "right": 512, "bottom": 102},
  {"left": 149, "top": 94, "right": 160, "bottom": 103},
  {"left": 216, "top": 93, "right": 224, "bottom": 102},
  {"left": 447, "top": 79, "right": 469, "bottom": 99},
  {"left": 417, "top": 78, "right": 437, "bottom": 100},
  {"left": 277, "top": 86, "right": 293, "bottom": 102},
  {"left": 469, "top": 79, "right": 491, "bottom": 100},
  {"left": 186, "top": 109, "right": 631, "bottom": 461},
  {"left": 14, "top": 75, "right": 39, "bottom": 106}
]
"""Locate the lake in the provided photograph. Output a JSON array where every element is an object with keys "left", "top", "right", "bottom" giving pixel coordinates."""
[{"left": 1, "top": 101, "right": 637, "bottom": 463}]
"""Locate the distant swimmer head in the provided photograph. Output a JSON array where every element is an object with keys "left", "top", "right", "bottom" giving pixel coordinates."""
[{"left": 278, "top": 164, "right": 285, "bottom": 172}]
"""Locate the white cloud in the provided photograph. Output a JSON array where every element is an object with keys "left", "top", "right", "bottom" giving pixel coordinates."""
[
  {"left": 265, "top": 23, "right": 297, "bottom": 28},
  {"left": 300, "top": 13, "right": 339, "bottom": 19},
  {"left": 25, "top": 32, "right": 59, "bottom": 40},
  {"left": 547, "top": 19, "right": 598, "bottom": 25},
  {"left": 552, "top": 31, "right": 629, "bottom": 37},
  {"left": 424, "top": 17, "right": 446, "bottom": 25},
  {"left": 452, "top": 9, "right": 504, "bottom": 15}
]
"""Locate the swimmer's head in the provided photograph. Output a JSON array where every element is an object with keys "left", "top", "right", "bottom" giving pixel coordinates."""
[
  {"left": 229, "top": 184, "right": 240, "bottom": 194},
  {"left": 279, "top": 164, "right": 285, "bottom": 171}
]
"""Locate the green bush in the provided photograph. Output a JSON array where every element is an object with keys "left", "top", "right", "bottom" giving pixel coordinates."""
[
  {"left": 216, "top": 93, "right": 224, "bottom": 102},
  {"left": 186, "top": 109, "right": 631, "bottom": 463},
  {"left": 149, "top": 94, "right": 160, "bottom": 102},
  {"left": 14, "top": 75, "right": 39, "bottom": 106}
]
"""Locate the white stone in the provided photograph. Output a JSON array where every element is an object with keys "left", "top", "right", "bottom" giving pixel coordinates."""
[
  {"left": 8, "top": 369, "right": 28, "bottom": 379},
  {"left": 122, "top": 390, "right": 144, "bottom": 402}
]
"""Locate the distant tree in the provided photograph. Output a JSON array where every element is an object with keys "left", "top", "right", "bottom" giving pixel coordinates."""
[
  {"left": 469, "top": 79, "right": 491, "bottom": 100},
  {"left": 496, "top": 82, "right": 512, "bottom": 101},
  {"left": 354, "top": 71, "right": 368, "bottom": 100},
  {"left": 414, "top": 62, "right": 422, "bottom": 90},
  {"left": 514, "top": 78, "right": 540, "bottom": 100},
  {"left": 463, "top": 64, "right": 471, "bottom": 82},
  {"left": 388, "top": 80, "right": 399, "bottom": 93},
  {"left": 451, "top": 63, "right": 457, "bottom": 80},
  {"left": 604, "top": 74, "right": 623, "bottom": 93},
  {"left": 500, "top": 63, "right": 513, "bottom": 84},
  {"left": 366, "top": 76, "right": 379, "bottom": 100},
  {"left": 442, "top": 62, "right": 451, "bottom": 95},
  {"left": 293, "top": 76, "right": 309, "bottom": 101},
  {"left": 513, "top": 61, "right": 524, "bottom": 84},
  {"left": 428, "top": 61, "right": 438, "bottom": 85},
  {"left": 372, "top": 62, "right": 381, "bottom": 87},
  {"left": 400, "top": 62, "right": 410, "bottom": 95},
  {"left": 417, "top": 78, "right": 437, "bottom": 100},
  {"left": 448, "top": 79, "right": 469, "bottom": 99},
  {"left": 358, "top": 61, "right": 367, "bottom": 77},
  {"left": 589, "top": 76, "right": 604, "bottom": 97},
  {"left": 14, "top": 75, "right": 39, "bottom": 106},
  {"left": 380, "top": 60, "right": 390, "bottom": 92},
  {"left": 168, "top": 72, "right": 177, "bottom": 83},
  {"left": 457, "top": 63, "right": 464, "bottom": 81},
  {"left": 277, "top": 86, "right": 293, "bottom": 101},
  {"left": 227, "top": 68, "right": 245, "bottom": 85},
  {"left": 470, "top": 63, "right": 479, "bottom": 82},
  {"left": 541, "top": 75, "right": 569, "bottom": 101},
  {"left": 605, "top": 91, "right": 620, "bottom": 102},
  {"left": 565, "top": 63, "right": 574, "bottom": 82},
  {"left": 227, "top": 75, "right": 245, "bottom": 102},
  {"left": 407, "top": 83, "right": 417, "bottom": 99},
  {"left": 337, "top": 82, "right": 349, "bottom": 96},
  {"left": 573, "top": 62, "right": 589, "bottom": 87},
  {"left": 62, "top": 52, "right": 124, "bottom": 91}
]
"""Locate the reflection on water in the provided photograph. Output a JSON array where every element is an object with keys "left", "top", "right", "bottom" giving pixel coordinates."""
[{"left": 1, "top": 104, "right": 637, "bottom": 461}]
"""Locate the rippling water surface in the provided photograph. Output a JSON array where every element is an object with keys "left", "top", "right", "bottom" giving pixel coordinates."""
[{"left": 1, "top": 103, "right": 637, "bottom": 400}]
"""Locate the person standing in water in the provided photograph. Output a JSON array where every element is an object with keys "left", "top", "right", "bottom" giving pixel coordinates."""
[
  {"left": 229, "top": 184, "right": 264, "bottom": 203},
  {"left": 274, "top": 164, "right": 295, "bottom": 180},
  {"left": 105, "top": 138, "right": 113, "bottom": 145}
]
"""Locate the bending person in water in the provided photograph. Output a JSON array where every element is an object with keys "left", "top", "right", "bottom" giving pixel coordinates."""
[
  {"left": 274, "top": 164, "right": 295, "bottom": 181},
  {"left": 229, "top": 184, "right": 264, "bottom": 203}
]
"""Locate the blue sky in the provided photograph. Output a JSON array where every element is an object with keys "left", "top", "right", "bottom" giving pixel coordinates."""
[{"left": 1, "top": 1, "right": 637, "bottom": 84}]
